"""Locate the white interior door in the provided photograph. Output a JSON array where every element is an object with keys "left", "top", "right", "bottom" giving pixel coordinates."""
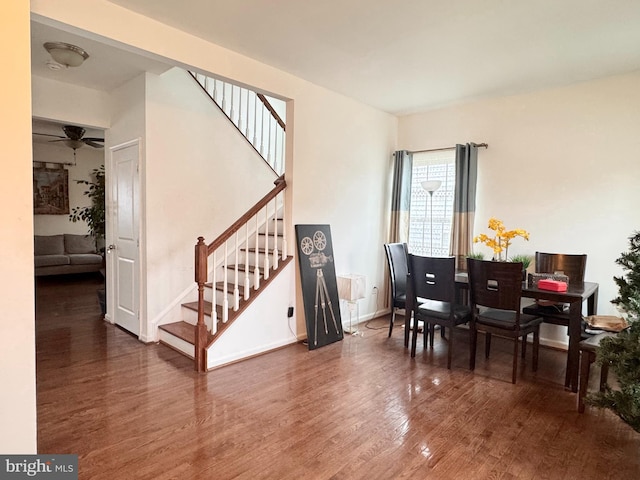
[{"left": 108, "top": 140, "right": 140, "bottom": 336}]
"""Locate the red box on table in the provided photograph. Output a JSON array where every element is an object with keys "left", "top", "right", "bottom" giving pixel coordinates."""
[{"left": 537, "top": 279, "right": 568, "bottom": 292}]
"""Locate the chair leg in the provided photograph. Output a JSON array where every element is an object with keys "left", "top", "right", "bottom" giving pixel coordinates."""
[
  {"left": 411, "top": 316, "right": 419, "bottom": 358},
  {"left": 485, "top": 332, "right": 492, "bottom": 358},
  {"left": 470, "top": 326, "right": 477, "bottom": 370},
  {"left": 388, "top": 308, "right": 396, "bottom": 338},
  {"left": 532, "top": 328, "right": 540, "bottom": 372},
  {"left": 578, "top": 350, "right": 593, "bottom": 413},
  {"left": 521, "top": 333, "right": 527, "bottom": 358},
  {"left": 441, "top": 326, "right": 446, "bottom": 339},
  {"left": 447, "top": 327, "right": 453, "bottom": 369},
  {"left": 423, "top": 322, "right": 428, "bottom": 349},
  {"left": 512, "top": 337, "right": 519, "bottom": 384},
  {"left": 429, "top": 324, "right": 436, "bottom": 348}
]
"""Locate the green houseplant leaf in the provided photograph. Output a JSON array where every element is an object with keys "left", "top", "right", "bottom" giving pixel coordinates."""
[{"left": 69, "top": 165, "right": 105, "bottom": 245}]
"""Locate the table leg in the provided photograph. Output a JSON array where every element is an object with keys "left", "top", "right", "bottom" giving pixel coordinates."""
[{"left": 566, "top": 301, "right": 582, "bottom": 392}]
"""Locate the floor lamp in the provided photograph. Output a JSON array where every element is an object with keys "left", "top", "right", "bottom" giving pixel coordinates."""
[{"left": 421, "top": 180, "right": 442, "bottom": 256}]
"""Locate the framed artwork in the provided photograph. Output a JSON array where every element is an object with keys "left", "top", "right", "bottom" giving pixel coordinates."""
[
  {"left": 295, "top": 224, "right": 343, "bottom": 350},
  {"left": 33, "top": 166, "right": 69, "bottom": 215}
]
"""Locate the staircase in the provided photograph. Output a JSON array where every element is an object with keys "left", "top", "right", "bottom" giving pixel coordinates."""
[
  {"left": 158, "top": 176, "right": 292, "bottom": 371},
  {"left": 189, "top": 71, "right": 286, "bottom": 175},
  {"left": 157, "top": 72, "right": 291, "bottom": 372}
]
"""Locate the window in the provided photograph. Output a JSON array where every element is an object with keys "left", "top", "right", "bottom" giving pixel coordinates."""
[{"left": 407, "top": 150, "right": 456, "bottom": 256}]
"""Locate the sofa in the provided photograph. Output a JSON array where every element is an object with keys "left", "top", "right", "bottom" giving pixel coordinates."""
[{"left": 34, "top": 234, "right": 103, "bottom": 276}]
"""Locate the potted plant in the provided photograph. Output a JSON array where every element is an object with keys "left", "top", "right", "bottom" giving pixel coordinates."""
[
  {"left": 587, "top": 231, "right": 640, "bottom": 432},
  {"left": 69, "top": 164, "right": 106, "bottom": 316},
  {"left": 69, "top": 165, "right": 105, "bottom": 251},
  {"left": 474, "top": 217, "right": 530, "bottom": 261},
  {"left": 510, "top": 254, "right": 533, "bottom": 280}
]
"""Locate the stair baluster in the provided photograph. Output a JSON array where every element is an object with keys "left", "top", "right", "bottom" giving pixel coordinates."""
[
  {"left": 263, "top": 204, "right": 270, "bottom": 280},
  {"left": 211, "top": 250, "right": 218, "bottom": 334},
  {"left": 223, "top": 241, "right": 229, "bottom": 323},
  {"left": 272, "top": 197, "right": 279, "bottom": 271},
  {"left": 234, "top": 231, "right": 240, "bottom": 311},
  {"left": 254, "top": 214, "right": 261, "bottom": 290}
]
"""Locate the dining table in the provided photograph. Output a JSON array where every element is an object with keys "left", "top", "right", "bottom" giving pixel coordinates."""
[{"left": 404, "top": 272, "right": 599, "bottom": 392}]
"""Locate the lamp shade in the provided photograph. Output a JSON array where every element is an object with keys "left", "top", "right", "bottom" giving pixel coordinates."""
[
  {"left": 337, "top": 274, "right": 366, "bottom": 301},
  {"left": 421, "top": 180, "right": 442, "bottom": 193}
]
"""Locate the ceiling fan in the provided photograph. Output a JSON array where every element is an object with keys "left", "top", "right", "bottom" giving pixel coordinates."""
[{"left": 35, "top": 125, "right": 104, "bottom": 150}]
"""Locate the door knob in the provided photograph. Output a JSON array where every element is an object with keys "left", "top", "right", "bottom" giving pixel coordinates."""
[{"left": 107, "top": 244, "right": 116, "bottom": 252}]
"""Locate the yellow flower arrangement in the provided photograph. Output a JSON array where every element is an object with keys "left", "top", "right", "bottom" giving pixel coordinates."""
[{"left": 473, "top": 217, "right": 530, "bottom": 261}]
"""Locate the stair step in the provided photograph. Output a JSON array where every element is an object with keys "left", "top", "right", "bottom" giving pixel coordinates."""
[
  {"left": 242, "top": 247, "right": 273, "bottom": 254},
  {"left": 214, "top": 282, "right": 246, "bottom": 295},
  {"left": 225, "top": 263, "right": 262, "bottom": 274},
  {"left": 182, "top": 301, "right": 223, "bottom": 317},
  {"left": 158, "top": 321, "right": 196, "bottom": 344}
]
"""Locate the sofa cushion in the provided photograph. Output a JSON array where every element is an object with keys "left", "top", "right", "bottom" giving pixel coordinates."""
[
  {"left": 64, "top": 234, "right": 97, "bottom": 254},
  {"left": 34, "top": 235, "right": 64, "bottom": 256},
  {"left": 35, "top": 255, "right": 70, "bottom": 268},
  {"left": 68, "top": 254, "right": 103, "bottom": 265}
]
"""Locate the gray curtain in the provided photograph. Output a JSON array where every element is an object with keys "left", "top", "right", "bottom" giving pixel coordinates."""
[
  {"left": 450, "top": 143, "right": 478, "bottom": 270},
  {"left": 389, "top": 150, "right": 413, "bottom": 243}
]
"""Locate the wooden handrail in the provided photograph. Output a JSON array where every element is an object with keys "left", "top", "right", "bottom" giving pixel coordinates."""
[
  {"left": 193, "top": 175, "right": 286, "bottom": 372},
  {"left": 257, "top": 93, "right": 286, "bottom": 131},
  {"left": 206, "top": 175, "right": 286, "bottom": 256}
]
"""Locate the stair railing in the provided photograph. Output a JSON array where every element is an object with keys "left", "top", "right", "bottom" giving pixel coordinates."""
[
  {"left": 189, "top": 72, "right": 286, "bottom": 175},
  {"left": 194, "top": 175, "right": 287, "bottom": 372}
]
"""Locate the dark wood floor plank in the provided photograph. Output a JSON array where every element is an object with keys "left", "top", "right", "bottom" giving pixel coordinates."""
[{"left": 35, "top": 274, "right": 640, "bottom": 479}]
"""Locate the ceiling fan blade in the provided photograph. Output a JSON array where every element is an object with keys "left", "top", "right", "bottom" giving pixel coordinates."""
[
  {"left": 83, "top": 137, "right": 104, "bottom": 142},
  {"left": 34, "top": 133, "right": 65, "bottom": 139},
  {"left": 83, "top": 140, "right": 104, "bottom": 148}
]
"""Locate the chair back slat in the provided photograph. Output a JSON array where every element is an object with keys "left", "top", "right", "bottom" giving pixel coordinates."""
[
  {"left": 468, "top": 259, "right": 523, "bottom": 312},
  {"left": 535, "top": 252, "right": 586, "bottom": 286},
  {"left": 408, "top": 254, "right": 455, "bottom": 304}
]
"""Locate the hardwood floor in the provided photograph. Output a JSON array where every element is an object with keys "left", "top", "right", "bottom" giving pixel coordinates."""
[{"left": 36, "top": 275, "right": 640, "bottom": 479}]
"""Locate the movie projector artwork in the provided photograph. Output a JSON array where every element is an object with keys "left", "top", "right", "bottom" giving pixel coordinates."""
[{"left": 295, "top": 225, "right": 343, "bottom": 350}]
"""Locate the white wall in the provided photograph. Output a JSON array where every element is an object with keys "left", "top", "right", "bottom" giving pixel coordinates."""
[
  {"left": 144, "top": 67, "right": 278, "bottom": 327},
  {"left": 33, "top": 142, "right": 105, "bottom": 236},
  {"left": 32, "top": 75, "right": 111, "bottom": 129},
  {"left": 399, "top": 71, "right": 640, "bottom": 346},
  {"left": 31, "top": 0, "right": 398, "bottom": 335},
  {"left": 0, "top": 0, "right": 37, "bottom": 453}
]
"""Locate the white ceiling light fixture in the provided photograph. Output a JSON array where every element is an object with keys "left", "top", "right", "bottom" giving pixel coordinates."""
[{"left": 43, "top": 42, "right": 89, "bottom": 68}]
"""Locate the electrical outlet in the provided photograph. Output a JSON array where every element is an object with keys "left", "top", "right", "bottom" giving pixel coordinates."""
[{"left": 372, "top": 286, "right": 379, "bottom": 295}]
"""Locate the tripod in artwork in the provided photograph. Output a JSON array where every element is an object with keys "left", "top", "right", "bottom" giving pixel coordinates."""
[{"left": 300, "top": 231, "right": 340, "bottom": 346}]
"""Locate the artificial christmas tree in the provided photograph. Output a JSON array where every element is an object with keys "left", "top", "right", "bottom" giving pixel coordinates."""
[{"left": 588, "top": 231, "right": 640, "bottom": 432}]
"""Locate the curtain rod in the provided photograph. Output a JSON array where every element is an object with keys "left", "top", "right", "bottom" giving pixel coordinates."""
[{"left": 409, "top": 143, "right": 488, "bottom": 154}]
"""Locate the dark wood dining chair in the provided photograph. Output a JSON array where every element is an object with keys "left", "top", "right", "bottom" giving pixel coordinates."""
[
  {"left": 384, "top": 243, "right": 409, "bottom": 337},
  {"left": 408, "top": 254, "right": 471, "bottom": 368},
  {"left": 468, "top": 258, "right": 543, "bottom": 384},
  {"left": 522, "top": 252, "right": 587, "bottom": 329}
]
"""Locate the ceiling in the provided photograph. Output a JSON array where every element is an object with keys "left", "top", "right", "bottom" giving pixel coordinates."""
[
  {"left": 32, "top": 1, "right": 640, "bottom": 117},
  {"left": 106, "top": 0, "right": 640, "bottom": 114},
  {"left": 31, "top": 21, "right": 172, "bottom": 140}
]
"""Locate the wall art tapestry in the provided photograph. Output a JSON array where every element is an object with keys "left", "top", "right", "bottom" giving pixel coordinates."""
[
  {"left": 295, "top": 224, "right": 343, "bottom": 350},
  {"left": 33, "top": 167, "right": 69, "bottom": 215}
]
